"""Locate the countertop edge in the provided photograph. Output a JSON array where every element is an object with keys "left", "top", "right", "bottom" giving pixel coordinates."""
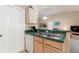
[{"left": 25, "top": 33, "right": 64, "bottom": 43}]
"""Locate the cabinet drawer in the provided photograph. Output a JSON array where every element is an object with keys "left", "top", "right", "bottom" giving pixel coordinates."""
[
  {"left": 34, "top": 36, "right": 43, "bottom": 42},
  {"left": 44, "top": 45, "right": 61, "bottom": 53},
  {"left": 44, "top": 44, "right": 61, "bottom": 53},
  {"left": 44, "top": 39, "right": 62, "bottom": 50}
]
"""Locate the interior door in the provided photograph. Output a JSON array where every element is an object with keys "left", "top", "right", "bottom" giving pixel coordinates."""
[
  {"left": 0, "top": 6, "right": 25, "bottom": 53},
  {"left": 0, "top": 6, "right": 9, "bottom": 52}
]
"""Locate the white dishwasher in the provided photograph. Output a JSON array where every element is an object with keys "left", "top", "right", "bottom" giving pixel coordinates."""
[{"left": 25, "top": 34, "right": 33, "bottom": 53}]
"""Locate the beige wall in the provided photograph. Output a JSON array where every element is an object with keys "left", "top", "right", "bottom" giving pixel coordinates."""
[{"left": 39, "top": 12, "right": 79, "bottom": 30}]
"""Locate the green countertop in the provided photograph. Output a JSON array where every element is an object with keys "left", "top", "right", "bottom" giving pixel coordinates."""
[{"left": 25, "top": 30, "right": 67, "bottom": 43}]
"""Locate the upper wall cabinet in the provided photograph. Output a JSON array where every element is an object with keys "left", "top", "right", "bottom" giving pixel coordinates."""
[{"left": 25, "top": 5, "right": 38, "bottom": 24}]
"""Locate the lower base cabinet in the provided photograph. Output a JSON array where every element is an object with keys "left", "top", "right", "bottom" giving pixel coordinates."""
[
  {"left": 33, "top": 36, "right": 62, "bottom": 53},
  {"left": 33, "top": 36, "right": 43, "bottom": 53}
]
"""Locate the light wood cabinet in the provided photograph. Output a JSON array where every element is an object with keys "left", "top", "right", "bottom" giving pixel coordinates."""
[
  {"left": 33, "top": 40, "right": 43, "bottom": 53},
  {"left": 44, "top": 39, "right": 62, "bottom": 50},
  {"left": 44, "top": 39, "right": 62, "bottom": 53},
  {"left": 33, "top": 36, "right": 63, "bottom": 53},
  {"left": 44, "top": 44, "right": 60, "bottom": 53},
  {"left": 33, "top": 36, "right": 43, "bottom": 53},
  {"left": 25, "top": 6, "right": 38, "bottom": 24},
  {"left": 33, "top": 36, "right": 62, "bottom": 53}
]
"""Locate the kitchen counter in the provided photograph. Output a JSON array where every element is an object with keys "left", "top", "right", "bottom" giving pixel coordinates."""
[{"left": 25, "top": 30, "right": 68, "bottom": 43}]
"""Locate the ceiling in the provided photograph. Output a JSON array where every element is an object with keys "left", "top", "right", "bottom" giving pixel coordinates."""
[
  {"left": 38, "top": 5, "right": 79, "bottom": 19},
  {"left": 16, "top": 5, "right": 79, "bottom": 19},
  {"left": 15, "top": 5, "right": 28, "bottom": 9}
]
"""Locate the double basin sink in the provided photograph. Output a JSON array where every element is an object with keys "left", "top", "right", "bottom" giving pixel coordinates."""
[{"left": 35, "top": 32, "right": 63, "bottom": 40}]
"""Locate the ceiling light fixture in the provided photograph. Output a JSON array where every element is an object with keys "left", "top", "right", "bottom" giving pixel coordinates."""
[{"left": 42, "top": 16, "right": 48, "bottom": 20}]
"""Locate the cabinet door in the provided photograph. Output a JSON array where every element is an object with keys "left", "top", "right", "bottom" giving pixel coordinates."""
[
  {"left": 25, "top": 6, "right": 38, "bottom": 24},
  {"left": 33, "top": 40, "right": 43, "bottom": 53},
  {"left": 44, "top": 44, "right": 61, "bottom": 53},
  {"left": 29, "top": 7, "right": 38, "bottom": 24}
]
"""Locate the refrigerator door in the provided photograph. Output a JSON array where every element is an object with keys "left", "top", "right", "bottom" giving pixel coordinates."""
[{"left": 71, "top": 35, "right": 79, "bottom": 53}]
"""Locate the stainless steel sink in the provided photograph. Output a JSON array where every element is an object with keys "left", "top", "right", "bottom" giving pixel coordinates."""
[
  {"left": 47, "top": 34, "right": 63, "bottom": 39},
  {"left": 35, "top": 33, "right": 47, "bottom": 37},
  {"left": 35, "top": 33, "right": 63, "bottom": 40}
]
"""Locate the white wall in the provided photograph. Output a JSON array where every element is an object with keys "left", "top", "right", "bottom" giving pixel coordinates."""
[{"left": 0, "top": 6, "right": 25, "bottom": 53}]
